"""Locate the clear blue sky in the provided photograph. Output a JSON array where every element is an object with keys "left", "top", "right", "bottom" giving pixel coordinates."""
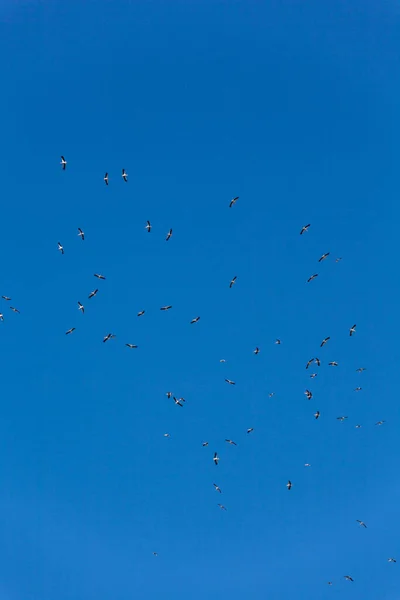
[{"left": 0, "top": 1, "right": 398, "bottom": 598}]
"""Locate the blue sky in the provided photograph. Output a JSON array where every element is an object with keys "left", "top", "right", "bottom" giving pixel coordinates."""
[{"left": 0, "top": 1, "right": 398, "bottom": 598}]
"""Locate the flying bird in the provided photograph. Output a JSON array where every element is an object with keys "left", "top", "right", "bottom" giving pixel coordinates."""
[
  {"left": 229, "top": 276, "right": 237, "bottom": 288},
  {"left": 88, "top": 289, "right": 98, "bottom": 299},
  {"left": 355, "top": 424, "right": 362, "bottom": 428},
  {"left": 246, "top": 428, "right": 254, "bottom": 434},
  {"left": 356, "top": 367, "right": 366, "bottom": 373},
  {"left": 10, "top": 306, "right": 20, "bottom": 314},
  {"left": 166, "top": 392, "right": 172, "bottom": 399},
  {"left": 164, "top": 433, "right": 170, "bottom": 438},
  {"left": 213, "top": 452, "right": 219, "bottom": 465},
  {"left": 65, "top": 327, "right": 75, "bottom": 335},
  {"left": 60, "top": 156, "right": 67, "bottom": 170},
  {"left": 137, "top": 310, "right": 145, "bottom": 317},
  {"left": 336, "top": 257, "right": 342, "bottom": 263},
  {"left": 153, "top": 552, "right": 158, "bottom": 557},
  {"left": 314, "top": 411, "right": 320, "bottom": 419},
  {"left": 300, "top": 224, "right": 311, "bottom": 235},
  {"left": 145, "top": 221, "right": 151, "bottom": 232},
  {"left": 78, "top": 302, "right": 84, "bottom": 314},
  {"left": 305, "top": 389, "right": 312, "bottom": 400},
  {"left": 354, "top": 387, "right": 362, "bottom": 392},
  {"left": 202, "top": 441, "right": 209, "bottom": 447},
  {"left": 57, "top": 242, "right": 64, "bottom": 254},
  {"left": 304, "top": 463, "right": 311, "bottom": 467},
  {"left": 337, "top": 416, "right": 348, "bottom": 422},
  {"left": 307, "top": 274, "right": 318, "bottom": 283},
  {"left": 268, "top": 392, "right": 275, "bottom": 398},
  {"left": 103, "top": 333, "right": 116, "bottom": 343},
  {"left": 306, "top": 358, "right": 314, "bottom": 369},
  {"left": 1, "top": 296, "right": 11, "bottom": 301},
  {"left": 104, "top": 172, "right": 109, "bottom": 185},
  {"left": 229, "top": 196, "right": 239, "bottom": 208},
  {"left": 314, "top": 357, "right": 321, "bottom": 366},
  {"left": 310, "top": 373, "right": 317, "bottom": 379},
  {"left": 253, "top": 347, "right": 260, "bottom": 354},
  {"left": 122, "top": 168, "right": 128, "bottom": 182},
  {"left": 375, "top": 420, "right": 385, "bottom": 426},
  {"left": 225, "top": 439, "right": 237, "bottom": 446},
  {"left": 286, "top": 480, "right": 292, "bottom": 490},
  {"left": 225, "top": 379, "right": 235, "bottom": 385},
  {"left": 219, "top": 359, "right": 226, "bottom": 363},
  {"left": 356, "top": 520, "right": 367, "bottom": 528},
  {"left": 94, "top": 273, "right": 106, "bottom": 280},
  {"left": 190, "top": 317, "right": 200, "bottom": 324},
  {"left": 329, "top": 361, "right": 338, "bottom": 367},
  {"left": 77, "top": 227, "right": 84, "bottom": 241},
  {"left": 344, "top": 576, "right": 354, "bottom": 582},
  {"left": 213, "top": 483, "right": 222, "bottom": 493},
  {"left": 166, "top": 229, "right": 172, "bottom": 241},
  {"left": 217, "top": 504, "right": 227, "bottom": 510},
  {"left": 320, "top": 336, "right": 330, "bottom": 347},
  {"left": 349, "top": 324, "right": 357, "bottom": 336},
  {"left": 160, "top": 305, "right": 172, "bottom": 311},
  {"left": 126, "top": 344, "right": 138, "bottom": 349},
  {"left": 173, "top": 396, "right": 185, "bottom": 407},
  {"left": 388, "top": 558, "right": 397, "bottom": 563},
  {"left": 0, "top": 314, "right": 4, "bottom": 322},
  {"left": 275, "top": 339, "right": 281, "bottom": 345},
  {"left": 318, "top": 252, "right": 330, "bottom": 262}
]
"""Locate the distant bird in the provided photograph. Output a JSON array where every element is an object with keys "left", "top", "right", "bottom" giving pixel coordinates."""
[
  {"left": 356, "top": 367, "right": 366, "bottom": 373},
  {"left": 354, "top": 387, "right": 362, "bottom": 392},
  {"left": 318, "top": 252, "right": 330, "bottom": 262},
  {"left": 153, "top": 552, "right": 158, "bottom": 556},
  {"left": 104, "top": 172, "right": 109, "bottom": 185},
  {"left": 217, "top": 504, "right": 227, "bottom": 510},
  {"left": 314, "top": 411, "right": 320, "bottom": 419},
  {"left": 336, "top": 257, "right": 342, "bottom": 263},
  {"left": 60, "top": 156, "right": 67, "bottom": 170},
  {"left": 307, "top": 274, "right": 318, "bottom": 283},
  {"left": 126, "top": 343, "right": 138, "bottom": 349},
  {"left": 94, "top": 273, "right": 106, "bottom": 280},
  {"left": 137, "top": 310, "right": 145, "bottom": 317},
  {"left": 160, "top": 305, "right": 172, "bottom": 311},
  {"left": 78, "top": 302, "right": 84, "bottom": 314},
  {"left": 344, "top": 576, "right": 354, "bottom": 582},
  {"left": 304, "top": 463, "right": 311, "bottom": 467},
  {"left": 229, "top": 196, "right": 239, "bottom": 208},
  {"left": 57, "top": 242, "right": 64, "bottom": 254},
  {"left": 225, "top": 439, "right": 237, "bottom": 446},
  {"left": 213, "top": 483, "right": 222, "bottom": 493},
  {"left": 122, "top": 168, "right": 128, "bottom": 182},
  {"left": 306, "top": 358, "right": 314, "bottom": 370},
  {"left": 229, "top": 276, "right": 237, "bottom": 288},
  {"left": 219, "top": 359, "right": 226, "bottom": 363},
  {"left": 166, "top": 392, "right": 172, "bottom": 399},
  {"left": 349, "top": 324, "right": 357, "bottom": 336},
  {"left": 375, "top": 420, "right": 385, "bottom": 426},
  {"left": 300, "top": 224, "right": 311, "bottom": 235},
  {"left": 145, "top": 220, "right": 151, "bottom": 232},
  {"left": 286, "top": 480, "right": 292, "bottom": 490},
  {"left": 356, "top": 520, "right": 367, "bottom": 528},
  {"left": 213, "top": 452, "right": 219, "bottom": 465},
  {"left": 337, "top": 416, "right": 348, "bottom": 422},
  {"left": 173, "top": 396, "right": 184, "bottom": 407},
  {"left": 10, "top": 306, "right": 20, "bottom": 314},
  {"left": 310, "top": 373, "right": 317, "bottom": 379},
  {"left": 1, "top": 296, "right": 11, "bottom": 301},
  {"left": 190, "top": 317, "right": 200, "bottom": 324},
  {"left": 246, "top": 428, "right": 254, "bottom": 434},
  {"left": 103, "top": 333, "right": 116, "bottom": 343},
  {"left": 77, "top": 227, "right": 84, "bottom": 241},
  {"left": 314, "top": 357, "right": 321, "bottom": 366},
  {"left": 0, "top": 313, "right": 3, "bottom": 322},
  {"left": 164, "top": 433, "right": 170, "bottom": 438},
  {"left": 305, "top": 389, "right": 312, "bottom": 400},
  {"left": 327, "top": 582, "right": 333, "bottom": 586},
  {"left": 388, "top": 558, "right": 397, "bottom": 563},
  {"left": 329, "top": 361, "right": 338, "bottom": 367},
  {"left": 166, "top": 229, "right": 173, "bottom": 241},
  {"left": 225, "top": 379, "right": 235, "bottom": 385},
  {"left": 88, "top": 289, "right": 98, "bottom": 299},
  {"left": 275, "top": 339, "right": 281, "bottom": 345},
  {"left": 355, "top": 424, "right": 362, "bottom": 428},
  {"left": 253, "top": 347, "right": 260, "bottom": 354},
  {"left": 65, "top": 327, "right": 75, "bottom": 335},
  {"left": 268, "top": 392, "right": 275, "bottom": 398},
  {"left": 202, "top": 441, "right": 209, "bottom": 447},
  {"left": 320, "top": 336, "right": 330, "bottom": 347}
]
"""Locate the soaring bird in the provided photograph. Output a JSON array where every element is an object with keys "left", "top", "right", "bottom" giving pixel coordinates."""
[
  {"left": 344, "top": 576, "right": 354, "bottom": 582},
  {"left": 145, "top": 220, "right": 151, "bottom": 232},
  {"left": 314, "top": 357, "right": 321, "bottom": 367},
  {"left": 225, "top": 379, "right": 235, "bottom": 385},
  {"left": 306, "top": 358, "right": 314, "bottom": 370},
  {"left": 103, "top": 333, "right": 116, "bottom": 343},
  {"left": 164, "top": 433, "right": 170, "bottom": 438},
  {"left": 137, "top": 310, "right": 145, "bottom": 317},
  {"left": 336, "top": 257, "right": 342, "bottom": 263},
  {"left": 213, "top": 483, "right": 222, "bottom": 493},
  {"left": 88, "top": 289, "right": 98, "bottom": 299},
  {"left": 300, "top": 224, "right": 311, "bottom": 235},
  {"left": 1, "top": 296, "right": 11, "bottom": 301},
  {"left": 160, "top": 305, "right": 172, "bottom": 311},
  {"left": 10, "top": 306, "right": 20, "bottom": 314},
  {"left": 246, "top": 428, "right": 254, "bottom": 434},
  {"left": 0, "top": 314, "right": 4, "bottom": 322},
  {"left": 355, "top": 424, "right": 362, "bottom": 429},
  {"left": 329, "top": 361, "right": 338, "bottom": 367},
  {"left": 78, "top": 302, "right": 84, "bottom": 314},
  {"left": 229, "top": 276, "right": 237, "bottom": 288},
  {"left": 253, "top": 347, "right": 260, "bottom": 354},
  {"left": 307, "top": 274, "right": 318, "bottom": 283},
  {"left": 305, "top": 389, "right": 312, "bottom": 400},
  {"left": 318, "top": 252, "right": 330, "bottom": 262},
  {"left": 356, "top": 367, "right": 366, "bottom": 373},
  {"left": 275, "top": 339, "right": 281, "bottom": 345},
  {"left": 314, "top": 411, "right": 320, "bottom": 419},
  {"left": 213, "top": 452, "right": 219, "bottom": 465},
  {"left": 166, "top": 392, "right": 172, "bottom": 399},
  {"left": 202, "top": 441, "right": 209, "bottom": 447},
  {"left": 268, "top": 392, "right": 275, "bottom": 398},
  {"left": 356, "top": 520, "right": 367, "bottom": 528},
  {"left": 304, "top": 463, "right": 311, "bottom": 467},
  {"left": 229, "top": 196, "right": 239, "bottom": 208},
  {"left": 57, "top": 242, "right": 64, "bottom": 254},
  {"left": 354, "top": 387, "right": 362, "bottom": 392},
  {"left": 60, "top": 156, "right": 67, "bottom": 170},
  {"left": 375, "top": 420, "right": 385, "bottom": 426},
  {"left": 153, "top": 552, "right": 158, "bottom": 556},
  {"left": 190, "top": 316, "right": 200, "bottom": 324},
  {"left": 286, "top": 480, "right": 292, "bottom": 490},
  {"left": 310, "top": 373, "right": 317, "bottom": 379},
  {"left": 350, "top": 324, "right": 357, "bottom": 336},
  {"left": 126, "top": 344, "right": 138, "bottom": 349},
  {"left": 104, "top": 172, "right": 109, "bottom": 185},
  {"left": 337, "top": 416, "right": 348, "bottom": 422},
  {"left": 320, "top": 336, "right": 330, "bottom": 347},
  {"left": 166, "top": 229, "right": 173, "bottom": 241},
  {"left": 388, "top": 558, "right": 397, "bottom": 563},
  {"left": 65, "top": 327, "right": 75, "bottom": 335},
  {"left": 217, "top": 504, "right": 227, "bottom": 510},
  {"left": 173, "top": 397, "right": 184, "bottom": 407},
  {"left": 225, "top": 439, "right": 237, "bottom": 446},
  {"left": 94, "top": 273, "right": 106, "bottom": 280},
  {"left": 122, "top": 168, "right": 128, "bottom": 182},
  {"left": 77, "top": 227, "right": 84, "bottom": 241}
]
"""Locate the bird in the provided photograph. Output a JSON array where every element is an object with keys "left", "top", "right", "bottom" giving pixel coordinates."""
[
  {"left": 229, "top": 196, "right": 239, "bottom": 208},
  {"left": 314, "top": 411, "right": 320, "bottom": 419},
  {"left": 173, "top": 396, "right": 184, "bottom": 407},
  {"left": 137, "top": 310, "right": 145, "bottom": 317},
  {"left": 314, "top": 357, "right": 321, "bottom": 366},
  {"left": 57, "top": 242, "right": 64, "bottom": 254},
  {"left": 77, "top": 227, "right": 84, "bottom": 241},
  {"left": 165, "top": 229, "right": 172, "bottom": 241},
  {"left": 327, "top": 582, "right": 333, "bottom": 586},
  {"left": 307, "top": 274, "right": 318, "bottom": 283},
  {"left": 320, "top": 336, "right": 330, "bottom": 347},
  {"left": 329, "top": 361, "right": 338, "bottom": 367},
  {"left": 337, "top": 416, "right": 348, "bottom": 422},
  {"left": 10, "top": 306, "right": 20, "bottom": 314},
  {"left": 354, "top": 387, "right": 362, "bottom": 392},
  {"left": 60, "top": 156, "right": 67, "bottom": 170},
  {"left": 375, "top": 420, "right": 385, "bottom": 426},
  {"left": 126, "top": 344, "right": 138, "bottom": 349},
  {"left": 350, "top": 324, "right": 357, "bottom": 336},
  {"left": 153, "top": 552, "right": 158, "bottom": 557},
  {"left": 1, "top": 296, "right": 11, "bottom": 301},
  {"left": 104, "top": 172, "right": 109, "bottom": 185},
  {"left": 190, "top": 317, "right": 200, "bottom": 324},
  {"left": 306, "top": 358, "right": 314, "bottom": 370},
  {"left": 0, "top": 314, "right": 4, "bottom": 322},
  {"left": 229, "top": 276, "right": 237, "bottom": 288},
  {"left": 219, "top": 359, "right": 226, "bottom": 363},
  {"left": 103, "top": 333, "right": 116, "bottom": 343},
  {"left": 310, "top": 373, "right": 317, "bottom": 379},
  {"left": 225, "top": 379, "right": 235, "bottom": 385},
  {"left": 286, "top": 480, "right": 292, "bottom": 490},
  {"left": 225, "top": 439, "right": 237, "bottom": 446},
  {"left": 94, "top": 273, "right": 106, "bottom": 280},
  {"left": 318, "top": 252, "right": 330, "bottom": 262},
  {"left": 388, "top": 558, "right": 397, "bottom": 563},
  {"left": 300, "top": 224, "right": 311, "bottom": 235},
  {"left": 65, "top": 327, "right": 75, "bottom": 335},
  {"left": 268, "top": 392, "right": 275, "bottom": 398},
  {"left": 160, "top": 305, "right": 172, "bottom": 311},
  {"left": 88, "top": 289, "right": 98, "bottom": 299},
  {"left": 305, "top": 389, "right": 312, "bottom": 400},
  {"left": 217, "top": 504, "right": 227, "bottom": 510},
  {"left": 304, "top": 463, "right": 311, "bottom": 467},
  {"left": 122, "top": 168, "right": 128, "bottom": 182},
  {"left": 356, "top": 367, "right": 366, "bottom": 373},
  {"left": 145, "top": 220, "right": 151, "bottom": 232},
  {"left": 166, "top": 392, "right": 172, "bottom": 399},
  {"left": 275, "top": 339, "right": 281, "bottom": 345},
  {"left": 344, "top": 576, "right": 354, "bottom": 582},
  {"left": 253, "top": 347, "right": 260, "bottom": 354},
  {"left": 355, "top": 424, "right": 362, "bottom": 428},
  {"left": 356, "top": 520, "right": 367, "bottom": 528},
  {"left": 213, "top": 483, "right": 222, "bottom": 493},
  {"left": 246, "top": 428, "right": 254, "bottom": 434},
  {"left": 213, "top": 452, "right": 219, "bottom": 465},
  {"left": 202, "top": 441, "right": 209, "bottom": 447},
  {"left": 78, "top": 302, "right": 84, "bottom": 314},
  {"left": 163, "top": 433, "right": 170, "bottom": 438}
]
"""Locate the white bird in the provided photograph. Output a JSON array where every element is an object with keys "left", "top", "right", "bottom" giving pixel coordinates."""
[
  {"left": 190, "top": 316, "right": 200, "bottom": 324},
  {"left": 1, "top": 296, "right": 11, "bottom": 301},
  {"left": 304, "top": 463, "right": 311, "bottom": 467},
  {"left": 173, "top": 396, "right": 184, "bottom": 407},
  {"left": 88, "top": 289, "right": 98, "bottom": 299},
  {"left": 300, "top": 224, "right": 311, "bottom": 235},
  {"left": 307, "top": 273, "right": 318, "bottom": 283},
  {"left": 104, "top": 172, "right": 109, "bottom": 185},
  {"left": 217, "top": 503, "right": 227, "bottom": 510},
  {"left": 318, "top": 252, "right": 330, "bottom": 262},
  {"left": 166, "top": 392, "right": 172, "bottom": 399},
  {"left": 356, "top": 367, "right": 366, "bottom": 373},
  {"left": 337, "top": 416, "right": 348, "bottom": 422},
  {"left": 375, "top": 420, "right": 385, "bottom": 426},
  {"left": 145, "top": 220, "right": 151, "bottom": 232},
  {"left": 122, "top": 168, "right": 128, "bottom": 182},
  {"left": 350, "top": 324, "right": 357, "bottom": 336},
  {"left": 202, "top": 441, "right": 209, "bottom": 447},
  {"left": 356, "top": 520, "right": 367, "bottom": 528},
  {"left": 229, "top": 196, "right": 239, "bottom": 208},
  {"left": 57, "top": 242, "right": 64, "bottom": 254},
  {"left": 286, "top": 480, "right": 292, "bottom": 490},
  {"left": 306, "top": 358, "right": 314, "bottom": 370},
  {"left": 225, "top": 379, "right": 235, "bottom": 385},
  {"left": 164, "top": 433, "right": 170, "bottom": 438},
  {"left": 225, "top": 439, "right": 237, "bottom": 446},
  {"left": 275, "top": 339, "right": 281, "bottom": 345},
  {"left": 153, "top": 552, "right": 158, "bottom": 556},
  {"left": 310, "top": 373, "right": 317, "bottom": 378},
  {"left": 94, "top": 273, "right": 106, "bottom": 280},
  {"left": 0, "top": 313, "right": 4, "bottom": 322},
  {"left": 253, "top": 347, "right": 260, "bottom": 354},
  {"left": 314, "top": 411, "right": 320, "bottom": 419},
  {"left": 305, "top": 389, "right": 312, "bottom": 400},
  {"left": 268, "top": 392, "right": 275, "bottom": 398},
  {"left": 388, "top": 558, "right": 397, "bottom": 563},
  {"left": 354, "top": 387, "right": 362, "bottom": 392},
  {"left": 103, "top": 333, "right": 116, "bottom": 343},
  {"left": 314, "top": 357, "right": 321, "bottom": 366},
  {"left": 60, "top": 156, "right": 67, "bottom": 170},
  {"left": 344, "top": 576, "right": 354, "bottom": 582},
  {"left": 213, "top": 452, "right": 219, "bottom": 465},
  {"left": 229, "top": 276, "right": 237, "bottom": 288},
  {"left": 77, "top": 227, "right": 84, "bottom": 241},
  {"left": 336, "top": 257, "right": 342, "bottom": 262},
  {"left": 78, "top": 302, "right": 84, "bottom": 314},
  {"left": 246, "top": 428, "right": 254, "bottom": 434},
  {"left": 320, "top": 336, "right": 330, "bottom": 347},
  {"left": 137, "top": 310, "right": 145, "bottom": 317},
  {"left": 166, "top": 229, "right": 172, "bottom": 241},
  {"left": 126, "top": 343, "right": 138, "bottom": 349},
  {"left": 219, "top": 359, "right": 226, "bottom": 363},
  {"left": 160, "top": 305, "right": 172, "bottom": 311},
  {"left": 355, "top": 424, "right": 362, "bottom": 428},
  {"left": 329, "top": 361, "right": 338, "bottom": 367},
  {"left": 213, "top": 483, "right": 222, "bottom": 493},
  {"left": 65, "top": 327, "right": 75, "bottom": 335},
  {"left": 10, "top": 306, "right": 20, "bottom": 314}
]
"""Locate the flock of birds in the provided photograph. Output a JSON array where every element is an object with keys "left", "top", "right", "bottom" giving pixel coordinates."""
[{"left": 2, "top": 156, "right": 392, "bottom": 587}]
